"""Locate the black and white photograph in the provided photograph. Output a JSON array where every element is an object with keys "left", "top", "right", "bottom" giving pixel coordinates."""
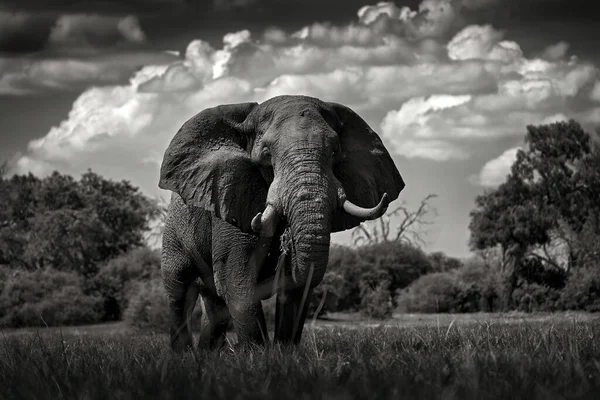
[{"left": 1, "top": 0, "right": 599, "bottom": 398}]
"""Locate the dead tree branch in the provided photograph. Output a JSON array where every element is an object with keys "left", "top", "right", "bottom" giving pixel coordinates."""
[{"left": 351, "top": 193, "right": 438, "bottom": 248}]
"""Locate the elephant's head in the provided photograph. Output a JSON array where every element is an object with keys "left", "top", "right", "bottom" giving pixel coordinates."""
[{"left": 159, "top": 95, "right": 405, "bottom": 289}]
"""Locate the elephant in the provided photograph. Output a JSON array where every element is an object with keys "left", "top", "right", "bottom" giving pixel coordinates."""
[{"left": 158, "top": 94, "right": 405, "bottom": 352}]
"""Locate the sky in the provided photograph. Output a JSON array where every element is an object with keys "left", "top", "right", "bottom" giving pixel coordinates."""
[{"left": 1, "top": 0, "right": 600, "bottom": 258}]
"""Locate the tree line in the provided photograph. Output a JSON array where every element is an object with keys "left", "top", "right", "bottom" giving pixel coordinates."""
[{"left": 0, "top": 119, "right": 598, "bottom": 330}]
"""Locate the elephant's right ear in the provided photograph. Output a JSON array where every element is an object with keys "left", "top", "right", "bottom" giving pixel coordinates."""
[{"left": 159, "top": 102, "right": 267, "bottom": 233}]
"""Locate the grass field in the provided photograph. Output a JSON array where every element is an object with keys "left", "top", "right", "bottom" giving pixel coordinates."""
[{"left": 2, "top": 312, "right": 600, "bottom": 399}]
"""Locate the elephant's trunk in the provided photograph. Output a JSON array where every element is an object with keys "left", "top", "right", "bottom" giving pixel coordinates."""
[{"left": 279, "top": 153, "right": 334, "bottom": 290}]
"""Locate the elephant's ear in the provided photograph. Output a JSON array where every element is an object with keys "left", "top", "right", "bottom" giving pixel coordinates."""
[
  {"left": 328, "top": 102, "right": 406, "bottom": 233},
  {"left": 159, "top": 102, "right": 267, "bottom": 233}
]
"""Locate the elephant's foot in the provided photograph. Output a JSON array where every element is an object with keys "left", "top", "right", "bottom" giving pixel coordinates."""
[
  {"left": 196, "top": 295, "right": 231, "bottom": 351},
  {"left": 170, "top": 325, "right": 194, "bottom": 352},
  {"left": 226, "top": 296, "right": 269, "bottom": 348},
  {"left": 197, "top": 330, "right": 228, "bottom": 351}
]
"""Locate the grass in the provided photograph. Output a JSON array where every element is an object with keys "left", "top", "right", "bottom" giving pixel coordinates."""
[{"left": 1, "top": 313, "right": 600, "bottom": 399}]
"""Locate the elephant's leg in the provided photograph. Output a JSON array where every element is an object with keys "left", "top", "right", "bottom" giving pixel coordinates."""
[
  {"left": 274, "top": 287, "right": 314, "bottom": 345},
  {"left": 225, "top": 291, "right": 269, "bottom": 347},
  {"left": 197, "top": 294, "right": 231, "bottom": 350},
  {"left": 212, "top": 222, "right": 273, "bottom": 348},
  {"left": 162, "top": 246, "right": 200, "bottom": 352}
]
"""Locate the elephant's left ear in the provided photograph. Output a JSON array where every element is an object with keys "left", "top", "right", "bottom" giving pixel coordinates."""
[
  {"left": 159, "top": 102, "right": 267, "bottom": 233},
  {"left": 327, "top": 102, "right": 406, "bottom": 232}
]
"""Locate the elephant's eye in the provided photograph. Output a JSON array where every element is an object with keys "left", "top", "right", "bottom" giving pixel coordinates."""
[{"left": 261, "top": 146, "right": 272, "bottom": 164}]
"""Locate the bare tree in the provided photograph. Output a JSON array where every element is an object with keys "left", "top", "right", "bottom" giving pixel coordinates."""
[{"left": 351, "top": 193, "right": 438, "bottom": 248}]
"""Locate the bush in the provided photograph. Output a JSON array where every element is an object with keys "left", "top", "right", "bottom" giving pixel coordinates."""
[
  {"left": 307, "top": 271, "right": 348, "bottom": 318},
  {"left": 123, "top": 278, "right": 202, "bottom": 333},
  {"left": 511, "top": 281, "right": 561, "bottom": 312},
  {"left": 328, "top": 242, "right": 433, "bottom": 312},
  {"left": 456, "top": 258, "right": 502, "bottom": 312},
  {"left": 396, "top": 272, "right": 462, "bottom": 313},
  {"left": 559, "top": 267, "right": 600, "bottom": 312},
  {"left": 0, "top": 269, "right": 103, "bottom": 327},
  {"left": 360, "top": 279, "right": 394, "bottom": 319},
  {"left": 396, "top": 258, "right": 505, "bottom": 314},
  {"left": 86, "top": 247, "right": 161, "bottom": 321}
]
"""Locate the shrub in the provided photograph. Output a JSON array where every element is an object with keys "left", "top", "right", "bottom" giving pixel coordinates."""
[
  {"left": 360, "top": 279, "right": 394, "bottom": 319},
  {"left": 511, "top": 281, "right": 561, "bottom": 312},
  {"left": 456, "top": 258, "right": 502, "bottom": 312},
  {"left": 328, "top": 242, "right": 433, "bottom": 312},
  {"left": 558, "top": 267, "right": 600, "bottom": 312},
  {"left": 123, "top": 278, "right": 202, "bottom": 332},
  {"left": 307, "top": 271, "right": 348, "bottom": 318},
  {"left": 395, "top": 259, "right": 505, "bottom": 314},
  {"left": 396, "top": 272, "right": 462, "bottom": 313},
  {"left": 86, "top": 246, "right": 161, "bottom": 321},
  {"left": 0, "top": 268, "right": 103, "bottom": 327}
]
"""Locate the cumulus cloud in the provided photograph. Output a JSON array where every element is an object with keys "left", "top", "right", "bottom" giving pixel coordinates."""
[
  {"left": 475, "top": 147, "right": 521, "bottom": 187},
  {"left": 49, "top": 14, "right": 146, "bottom": 47},
  {"left": 447, "top": 25, "right": 522, "bottom": 62},
  {"left": 542, "top": 41, "right": 570, "bottom": 61},
  {"left": 12, "top": 1, "right": 600, "bottom": 198}
]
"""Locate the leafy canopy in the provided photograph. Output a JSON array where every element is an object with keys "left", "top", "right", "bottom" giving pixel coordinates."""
[
  {"left": 0, "top": 170, "right": 160, "bottom": 273},
  {"left": 469, "top": 120, "right": 600, "bottom": 268}
]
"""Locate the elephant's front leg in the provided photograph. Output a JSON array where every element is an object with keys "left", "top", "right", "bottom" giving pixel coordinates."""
[
  {"left": 196, "top": 294, "right": 231, "bottom": 350},
  {"left": 214, "top": 232, "right": 272, "bottom": 348},
  {"left": 226, "top": 291, "right": 268, "bottom": 347},
  {"left": 274, "top": 286, "right": 313, "bottom": 345}
]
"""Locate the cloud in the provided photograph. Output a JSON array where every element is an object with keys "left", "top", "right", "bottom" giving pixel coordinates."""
[
  {"left": 541, "top": 41, "right": 570, "bottom": 61},
  {"left": 0, "top": 50, "right": 178, "bottom": 95},
  {"left": 0, "top": 11, "right": 149, "bottom": 52},
  {"left": 590, "top": 81, "right": 600, "bottom": 103},
  {"left": 12, "top": 1, "right": 600, "bottom": 200},
  {"left": 49, "top": 14, "right": 146, "bottom": 47},
  {"left": 381, "top": 94, "right": 474, "bottom": 160},
  {"left": 447, "top": 24, "right": 522, "bottom": 62},
  {"left": 475, "top": 147, "right": 521, "bottom": 187},
  {"left": 0, "top": 10, "right": 167, "bottom": 94}
]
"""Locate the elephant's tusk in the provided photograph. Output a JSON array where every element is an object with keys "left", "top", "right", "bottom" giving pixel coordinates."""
[
  {"left": 342, "top": 192, "right": 389, "bottom": 220},
  {"left": 251, "top": 203, "right": 279, "bottom": 236},
  {"left": 251, "top": 212, "right": 263, "bottom": 232}
]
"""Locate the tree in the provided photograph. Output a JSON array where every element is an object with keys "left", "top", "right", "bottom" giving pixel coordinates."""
[
  {"left": 351, "top": 193, "right": 437, "bottom": 247},
  {"left": 0, "top": 169, "right": 161, "bottom": 273},
  {"left": 469, "top": 120, "right": 600, "bottom": 298}
]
